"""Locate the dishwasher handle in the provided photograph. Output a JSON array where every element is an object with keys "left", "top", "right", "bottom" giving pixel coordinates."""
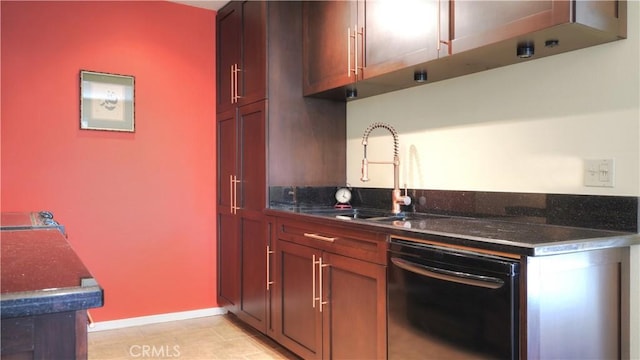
[{"left": 390, "top": 257, "right": 505, "bottom": 289}]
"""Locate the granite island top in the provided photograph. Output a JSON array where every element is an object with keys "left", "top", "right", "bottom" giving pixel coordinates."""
[
  {"left": 266, "top": 205, "right": 640, "bottom": 256},
  {"left": 1, "top": 228, "right": 103, "bottom": 318}
]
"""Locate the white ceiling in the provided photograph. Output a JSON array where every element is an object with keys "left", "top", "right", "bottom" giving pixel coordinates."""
[{"left": 170, "top": 0, "right": 228, "bottom": 11}]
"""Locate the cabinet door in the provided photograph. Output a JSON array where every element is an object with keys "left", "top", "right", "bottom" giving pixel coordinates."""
[
  {"left": 364, "top": 0, "right": 445, "bottom": 79},
  {"left": 302, "top": 1, "right": 361, "bottom": 96},
  {"left": 216, "top": 109, "right": 239, "bottom": 311},
  {"left": 237, "top": 101, "right": 266, "bottom": 214},
  {"left": 234, "top": 101, "right": 268, "bottom": 331},
  {"left": 217, "top": 100, "right": 267, "bottom": 317},
  {"left": 237, "top": 215, "right": 267, "bottom": 332},
  {"left": 450, "top": 1, "right": 570, "bottom": 54},
  {"left": 217, "top": 209, "right": 239, "bottom": 312},
  {"left": 217, "top": 109, "right": 237, "bottom": 211},
  {"left": 238, "top": 1, "right": 267, "bottom": 107},
  {"left": 217, "top": 1, "right": 266, "bottom": 113},
  {"left": 274, "top": 240, "right": 323, "bottom": 359},
  {"left": 216, "top": 2, "right": 241, "bottom": 113},
  {"left": 322, "top": 252, "right": 387, "bottom": 360}
]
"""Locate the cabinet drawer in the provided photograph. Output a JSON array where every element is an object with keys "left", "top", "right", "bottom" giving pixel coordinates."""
[{"left": 276, "top": 217, "right": 386, "bottom": 265}]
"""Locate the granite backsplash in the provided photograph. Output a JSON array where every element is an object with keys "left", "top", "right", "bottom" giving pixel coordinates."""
[{"left": 269, "top": 186, "right": 639, "bottom": 233}]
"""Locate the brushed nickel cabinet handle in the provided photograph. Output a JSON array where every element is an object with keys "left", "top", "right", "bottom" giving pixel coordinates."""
[
  {"left": 230, "top": 175, "right": 239, "bottom": 214},
  {"left": 356, "top": 26, "right": 363, "bottom": 75},
  {"left": 233, "top": 64, "right": 237, "bottom": 103},
  {"left": 266, "top": 245, "right": 275, "bottom": 290},
  {"left": 353, "top": 24, "right": 358, "bottom": 76},
  {"left": 230, "top": 65, "right": 234, "bottom": 104},
  {"left": 312, "top": 254, "right": 318, "bottom": 308},
  {"left": 437, "top": 0, "right": 441, "bottom": 52},
  {"left": 318, "top": 257, "right": 329, "bottom": 313},
  {"left": 347, "top": 27, "right": 352, "bottom": 77},
  {"left": 229, "top": 175, "right": 234, "bottom": 214},
  {"left": 234, "top": 64, "right": 240, "bottom": 102},
  {"left": 303, "top": 233, "right": 336, "bottom": 242},
  {"left": 230, "top": 64, "right": 241, "bottom": 103}
]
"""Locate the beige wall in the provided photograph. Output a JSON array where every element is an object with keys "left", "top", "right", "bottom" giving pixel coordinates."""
[
  {"left": 347, "top": 1, "right": 639, "bottom": 357},
  {"left": 347, "top": 2, "right": 639, "bottom": 197}
]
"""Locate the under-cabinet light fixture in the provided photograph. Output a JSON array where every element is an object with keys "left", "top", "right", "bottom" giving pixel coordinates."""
[
  {"left": 414, "top": 70, "right": 428, "bottom": 83},
  {"left": 517, "top": 42, "right": 535, "bottom": 58}
]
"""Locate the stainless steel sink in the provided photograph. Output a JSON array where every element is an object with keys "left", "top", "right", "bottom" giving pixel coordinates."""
[
  {"left": 306, "top": 208, "right": 392, "bottom": 220},
  {"left": 366, "top": 212, "right": 450, "bottom": 222},
  {"left": 305, "top": 208, "right": 448, "bottom": 222}
]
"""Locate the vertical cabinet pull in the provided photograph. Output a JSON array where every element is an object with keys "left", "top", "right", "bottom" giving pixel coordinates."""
[
  {"left": 318, "top": 258, "right": 329, "bottom": 312},
  {"left": 347, "top": 27, "right": 352, "bottom": 77},
  {"left": 347, "top": 26, "right": 363, "bottom": 78},
  {"left": 266, "top": 246, "right": 274, "bottom": 290},
  {"left": 437, "top": 0, "right": 441, "bottom": 52},
  {"left": 312, "top": 255, "right": 330, "bottom": 312},
  {"left": 437, "top": 0, "right": 450, "bottom": 53},
  {"left": 312, "top": 255, "right": 319, "bottom": 308},
  {"left": 230, "top": 65, "right": 234, "bottom": 103},
  {"left": 355, "top": 24, "right": 362, "bottom": 76},
  {"left": 229, "top": 175, "right": 234, "bottom": 213},
  {"left": 230, "top": 64, "right": 241, "bottom": 103},
  {"left": 230, "top": 175, "right": 239, "bottom": 214}
]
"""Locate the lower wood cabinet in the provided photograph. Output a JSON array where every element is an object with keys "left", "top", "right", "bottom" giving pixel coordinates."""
[
  {"left": 1, "top": 311, "right": 88, "bottom": 360},
  {"left": 271, "top": 216, "right": 387, "bottom": 359}
]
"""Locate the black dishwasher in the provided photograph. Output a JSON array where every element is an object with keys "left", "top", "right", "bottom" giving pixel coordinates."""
[{"left": 388, "top": 238, "right": 520, "bottom": 359}]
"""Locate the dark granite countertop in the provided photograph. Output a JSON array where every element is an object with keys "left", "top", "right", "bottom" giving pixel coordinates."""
[
  {"left": 1, "top": 229, "right": 103, "bottom": 318},
  {"left": 266, "top": 206, "right": 640, "bottom": 256}
]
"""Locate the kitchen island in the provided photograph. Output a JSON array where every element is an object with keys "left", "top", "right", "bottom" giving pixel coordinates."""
[{"left": 1, "top": 228, "right": 103, "bottom": 360}]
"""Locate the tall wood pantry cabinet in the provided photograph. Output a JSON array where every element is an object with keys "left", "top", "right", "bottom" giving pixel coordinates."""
[{"left": 216, "top": 0, "right": 346, "bottom": 338}]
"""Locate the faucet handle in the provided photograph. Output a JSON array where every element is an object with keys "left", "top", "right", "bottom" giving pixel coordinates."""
[{"left": 402, "top": 184, "right": 411, "bottom": 205}]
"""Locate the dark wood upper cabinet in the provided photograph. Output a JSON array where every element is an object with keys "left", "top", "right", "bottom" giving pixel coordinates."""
[
  {"left": 303, "top": 0, "right": 445, "bottom": 97},
  {"left": 216, "top": 1, "right": 267, "bottom": 114},
  {"left": 303, "top": 0, "right": 627, "bottom": 101},
  {"left": 302, "top": 1, "right": 362, "bottom": 97},
  {"left": 216, "top": 3, "right": 240, "bottom": 113},
  {"left": 449, "top": 0, "right": 626, "bottom": 55},
  {"left": 364, "top": 0, "right": 448, "bottom": 79}
]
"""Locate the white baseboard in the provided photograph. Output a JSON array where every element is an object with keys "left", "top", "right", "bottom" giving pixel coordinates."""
[{"left": 88, "top": 307, "right": 228, "bottom": 332}]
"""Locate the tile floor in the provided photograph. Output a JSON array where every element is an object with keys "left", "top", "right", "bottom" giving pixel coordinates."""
[{"left": 88, "top": 314, "right": 299, "bottom": 360}]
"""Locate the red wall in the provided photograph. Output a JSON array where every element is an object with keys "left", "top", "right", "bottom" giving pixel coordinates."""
[{"left": 1, "top": 1, "right": 217, "bottom": 321}]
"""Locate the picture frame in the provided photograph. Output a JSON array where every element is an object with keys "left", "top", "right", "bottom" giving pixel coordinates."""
[{"left": 80, "top": 70, "right": 135, "bottom": 132}]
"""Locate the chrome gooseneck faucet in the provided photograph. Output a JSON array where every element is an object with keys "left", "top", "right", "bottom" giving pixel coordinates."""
[{"left": 361, "top": 122, "right": 411, "bottom": 214}]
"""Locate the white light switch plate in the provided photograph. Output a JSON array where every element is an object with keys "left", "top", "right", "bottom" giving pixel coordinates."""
[{"left": 584, "top": 159, "right": 614, "bottom": 187}]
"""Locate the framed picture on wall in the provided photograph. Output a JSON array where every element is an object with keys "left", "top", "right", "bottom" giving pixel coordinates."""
[{"left": 80, "top": 70, "right": 135, "bottom": 132}]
